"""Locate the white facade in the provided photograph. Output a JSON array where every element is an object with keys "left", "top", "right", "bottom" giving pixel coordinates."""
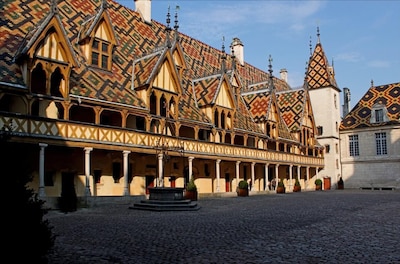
[
  {"left": 340, "top": 125, "right": 400, "bottom": 189},
  {"left": 309, "top": 87, "right": 342, "bottom": 188}
]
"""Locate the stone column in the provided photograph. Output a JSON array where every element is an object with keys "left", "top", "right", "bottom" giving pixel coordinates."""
[
  {"left": 297, "top": 165, "right": 301, "bottom": 188},
  {"left": 235, "top": 161, "right": 241, "bottom": 185},
  {"left": 157, "top": 153, "right": 164, "bottom": 187},
  {"left": 265, "top": 163, "right": 269, "bottom": 191},
  {"left": 123, "top": 150, "right": 131, "bottom": 196},
  {"left": 84, "top": 147, "right": 93, "bottom": 197},
  {"left": 216, "top": 159, "right": 221, "bottom": 192},
  {"left": 38, "top": 143, "right": 48, "bottom": 198},
  {"left": 289, "top": 165, "right": 293, "bottom": 191},
  {"left": 188, "top": 156, "right": 194, "bottom": 179},
  {"left": 251, "top": 162, "right": 255, "bottom": 191},
  {"left": 275, "top": 164, "right": 279, "bottom": 193},
  {"left": 306, "top": 166, "right": 310, "bottom": 189}
]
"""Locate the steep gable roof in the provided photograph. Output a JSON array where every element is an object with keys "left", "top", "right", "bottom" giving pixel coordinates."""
[
  {"left": 307, "top": 31, "right": 338, "bottom": 91},
  {"left": 242, "top": 81, "right": 295, "bottom": 141},
  {"left": 340, "top": 82, "right": 400, "bottom": 130},
  {"left": 78, "top": 0, "right": 118, "bottom": 46},
  {"left": 13, "top": 3, "right": 78, "bottom": 67}
]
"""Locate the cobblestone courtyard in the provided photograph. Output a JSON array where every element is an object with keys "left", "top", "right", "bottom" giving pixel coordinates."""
[{"left": 45, "top": 190, "right": 400, "bottom": 263}]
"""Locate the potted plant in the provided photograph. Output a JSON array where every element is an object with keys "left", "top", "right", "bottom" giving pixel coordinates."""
[
  {"left": 237, "top": 180, "right": 249, "bottom": 197},
  {"left": 315, "top": 178, "right": 323, "bottom": 191},
  {"left": 293, "top": 178, "right": 301, "bottom": 192},
  {"left": 276, "top": 178, "right": 285, "bottom": 193},
  {"left": 185, "top": 176, "right": 198, "bottom": 201}
]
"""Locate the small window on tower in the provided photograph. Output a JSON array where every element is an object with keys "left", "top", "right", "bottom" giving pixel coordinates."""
[
  {"left": 317, "top": 126, "right": 323, "bottom": 136},
  {"left": 325, "top": 144, "right": 330, "bottom": 153}
]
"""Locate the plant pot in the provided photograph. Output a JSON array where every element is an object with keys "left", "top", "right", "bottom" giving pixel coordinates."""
[
  {"left": 315, "top": 184, "right": 322, "bottom": 191},
  {"left": 276, "top": 186, "right": 285, "bottom": 193},
  {"left": 237, "top": 188, "right": 249, "bottom": 197},
  {"left": 185, "top": 190, "right": 198, "bottom": 201},
  {"left": 293, "top": 185, "right": 301, "bottom": 192}
]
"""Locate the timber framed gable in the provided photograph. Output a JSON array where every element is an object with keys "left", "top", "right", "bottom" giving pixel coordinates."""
[
  {"left": 77, "top": 1, "right": 118, "bottom": 72},
  {"left": 14, "top": 5, "right": 77, "bottom": 98}
]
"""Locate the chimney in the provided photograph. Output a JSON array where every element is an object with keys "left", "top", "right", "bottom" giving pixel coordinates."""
[
  {"left": 342, "top": 87, "right": 351, "bottom": 117},
  {"left": 230, "top": 37, "right": 244, "bottom": 66},
  {"left": 280, "top": 68, "right": 288, "bottom": 83},
  {"left": 135, "top": 0, "right": 151, "bottom": 24}
]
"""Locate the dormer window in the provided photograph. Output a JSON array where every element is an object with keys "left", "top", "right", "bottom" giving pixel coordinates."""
[
  {"left": 370, "top": 103, "right": 389, "bottom": 124},
  {"left": 375, "top": 109, "right": 384, "bottom": 122},
  {"left": 91, "top": 38, "right": 111, "bottom": 70}
]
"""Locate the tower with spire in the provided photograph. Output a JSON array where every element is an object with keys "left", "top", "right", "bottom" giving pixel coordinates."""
[{"left": 306, "top": 27, "right": 342, "bottom": 188}]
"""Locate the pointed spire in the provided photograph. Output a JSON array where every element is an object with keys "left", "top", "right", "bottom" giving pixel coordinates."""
[
  {"left": 317, "top": 26, "right": 321, "bottom": 44},
  {"left": 174, "top": 6, "right": 179, "bottom": 31},
  {"left": 165, "top": 6, "right": 172, "bottom": 48},
  {"left": 268, "top": 55, "right": 274, "bottom": 90},
  {"left": 221, "top": 36, "right": 226, "bottom": 73},
  {"left": 268, "top": 54, "right": 273, "bottom": 76},
  {"left": 174, "top": 5, "right": 180, "bottom": 41}
]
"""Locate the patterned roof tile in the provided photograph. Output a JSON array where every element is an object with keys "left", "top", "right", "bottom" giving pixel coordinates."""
[{"left": 340, "top": 82, "right": 400, "bottom": 130}]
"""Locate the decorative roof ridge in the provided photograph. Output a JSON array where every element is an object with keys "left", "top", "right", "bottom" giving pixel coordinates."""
[
  {"left": 133, "top": 47, "right": 166, "bottom": 63},
  {"left": 192, "top": 73, "right": 222, "bottom": 82}
]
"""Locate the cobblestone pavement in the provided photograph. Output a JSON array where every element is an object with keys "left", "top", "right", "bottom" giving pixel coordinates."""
[{"left": 45, "top": 189, "right": 400, "bottom": 264}]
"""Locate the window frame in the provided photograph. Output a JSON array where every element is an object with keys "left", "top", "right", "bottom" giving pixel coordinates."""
[
  {"left": 375, "top": 132, "right": 387, "bottom": 155},
  {"left": 349, "top": 134, "right": 359, "bottom": 156}
]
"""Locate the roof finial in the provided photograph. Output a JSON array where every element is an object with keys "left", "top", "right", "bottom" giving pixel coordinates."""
[
  {"left": 304, "top": 61, "right": 309, "bottom": 90},
  {"left": 371, "top": 79, "right": 374, "bottom": 87},
  {"left": 268, "top": 54, "right": 273, "bottom": 76},
  {"left": 51, "top": 0, "right": 58, "bottom": 13},
  {"left": 309, "top": 35, "right": 312, "bottom": 56},
  {"left": 101, "top": 0, "right": 107, "bottom": 9},
  {"left": 166, "top": 6, "right": 171, "bottom": 48},
  {"left": 317, "top": 26, "right": 320, "bottom": 44},
  {"left": 221, "top": 36, "right": 226, "bottom": 73},
  {"left": 174, "top": 6, "right": 179, "bottom": 31}
]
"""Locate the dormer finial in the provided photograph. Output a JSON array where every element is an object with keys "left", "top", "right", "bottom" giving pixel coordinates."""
[
  {"left": 309, "top": 35, "right": 312, "bottom": 56},
  {"left": 221, "top": 36, "right": 226, "bottom": 73},
  {"left": 268, "top": 55, "right": 273, "bottom": 76},
  {"left": 174, "top": 6, "right": 179, "bottom": 31},
  {"left": 165, "top": 6, "right": 171, "bottom": 47},
  {"left": 317, "top": 26, "right": 320, "bottom": 44},
  {"left": 166, "top": 6, "right": 171, "bottom": 30},
  {"left": 51, "top": 0, "right": 58, "bottom": 13}
]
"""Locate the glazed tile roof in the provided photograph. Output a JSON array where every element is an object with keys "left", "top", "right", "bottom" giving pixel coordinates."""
[
  {"left": 242, "top": 79, "right": 295, "bottom": 141},
  {"left": 0, "top": 0, "right": 316, "bottom": 136},
  {"left": 340, "top": 82, "right": 400, "bottom": 130},
  {"left": 277, "top": 89, "right": 307, "bottom": 132},
  {"left": 307, "top": 42, "right": 338, "bottom": 90}
]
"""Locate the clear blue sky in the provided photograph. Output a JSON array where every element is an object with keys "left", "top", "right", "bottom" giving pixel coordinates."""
[{"left": 116, "top": 0, "right": 399, "bottom": 109}]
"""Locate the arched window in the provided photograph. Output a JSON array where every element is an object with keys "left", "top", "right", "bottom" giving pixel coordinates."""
[
  {"left": 31, "top": 63, "right": 47, "bottom": 94},
  {"left": 50, "top": 68, "right": 63, "bottom": 97}
]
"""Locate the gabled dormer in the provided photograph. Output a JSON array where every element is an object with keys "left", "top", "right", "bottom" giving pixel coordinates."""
[
  {"left": 133, "top": 46, "right": 183, "bottom": 122},
  {"left": 78, "top": 0, "right": 118, "bottom": 71},
  {"left": 370, "top": 103, "right": 390, "bottom": 124},
  {"left": 193, "top": 73, "right": 236, "bottom": 130},
  {"left": 14, "top": 1, "right": 77, "bottom": 98}
]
